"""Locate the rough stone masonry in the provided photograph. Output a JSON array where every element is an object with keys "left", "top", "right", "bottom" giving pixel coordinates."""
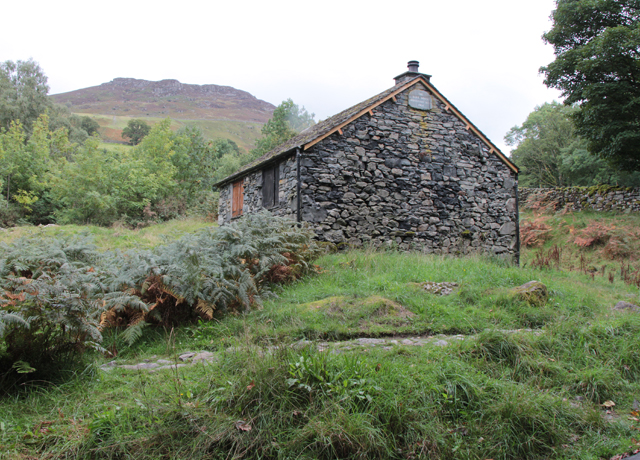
[{"left": 219, "top": 79, "right": 519, "bottom": 259}]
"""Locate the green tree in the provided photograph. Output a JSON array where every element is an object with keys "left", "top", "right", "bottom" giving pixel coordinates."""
[
  {"left": 49, "top": 136, "right": 172, "bottom": 225},
  {"left": 251, "top": 99, "right": 315, "bottom": 159},
  {"left": 172, "top": 127, "right": 241, "bottom": 195},
  {"left": 0, "top": 114, "right": 75, "bottom": 223},
  {"left": 541, "top": 0, "right": 640, "bottom": 171},
  {"left": 506, "top": 102, "right": 578, "bottom": 187},
  {"left": 0, "top": 59, "right": 52, "bottom": 134},
  {"left": 121, "top": 118, "right": 151, "bottom": 145},
  {"left": 48, "top": 106, "right": 101, "bottom": 145},
  {"left": 0, "top": 120, "right": 26, "bottom": 203},
  {"left": 506, "top": 102, "right": 640, "bottom": 187},
  {"left": 80, "top": 116, "right": 100, "bottom": 137},
  {"left": 0, "top": 115, "right": 53, "bottom": 203}
]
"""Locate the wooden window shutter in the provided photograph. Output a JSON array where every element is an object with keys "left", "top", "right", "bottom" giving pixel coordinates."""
[
  {"left": 232, "top": 180, "right": 244, "bottom": 217},
  {"left": 262, "top": 164, "right": 279, "bottom": 209},
  {"left": 263, "top": 167, "right": 274, "bottom": 208}
]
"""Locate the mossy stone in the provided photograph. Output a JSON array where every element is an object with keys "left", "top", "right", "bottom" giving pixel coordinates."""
[{"left": 511, "top": 281, "right": 548, "bottom": 307}]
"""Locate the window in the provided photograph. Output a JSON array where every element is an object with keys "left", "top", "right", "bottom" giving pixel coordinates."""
[
  {"left": 232, "top": 179, "right": 243, "bottom": 218},
  {"left": 262, "top": 163, "right": 279, "bottom": 209}
]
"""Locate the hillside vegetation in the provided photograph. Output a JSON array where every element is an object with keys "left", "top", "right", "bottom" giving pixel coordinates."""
[
  {"left": 520, "top": 209, "right": 640, "bottom": 288},
  {"left": 51, "top": 78, "right": 275, "bottom": 152},
  {"left": 1, "top": 212, "right": 639, "bottom": 460},
  {"left": 89, "top": 114, "right": 263, "bottom": 153}
]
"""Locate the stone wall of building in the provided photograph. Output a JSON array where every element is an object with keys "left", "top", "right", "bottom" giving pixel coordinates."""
[
  {"left": 218, "top": 155, "right": 298, "bottom": 224},
  {"left": 299, "top": 81, "right": 519, "bottom": 257},
  {"left": 219, "top": 81, "right": 519, "bottom": 259},
  {"left": 218, "top": 183, "right": 232, "bottom": 224},
  {"left": 520, "top": 186, "right": 640, "bottom": 213}
]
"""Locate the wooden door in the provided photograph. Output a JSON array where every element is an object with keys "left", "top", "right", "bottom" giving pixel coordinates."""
[{"left": 232, "top": 180, "right": 243, "bottom": 218}]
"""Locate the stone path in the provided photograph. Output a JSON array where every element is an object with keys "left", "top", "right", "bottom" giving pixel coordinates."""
[{"left": 100, "top": 329, "right": 538, "bottom": 373}]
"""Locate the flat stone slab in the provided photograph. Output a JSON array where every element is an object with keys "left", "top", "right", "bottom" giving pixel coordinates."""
[
  {"left": 99, "top": 329, "right": 543, "bottom": 373},
  {"left": 101, "top": 350, "right": 218, "bottom": 373},
  {"left": 356, "top": 338, "right": 387, "bottom": 345},
  {"left": 614, "top": 301, "right": 639, "bottom": 311},
  {"left": 192, "top": 352, "right": 216, "bottom": 362},
  {"left": 121, "top": 363, "right": 159, "bottom": 370}
]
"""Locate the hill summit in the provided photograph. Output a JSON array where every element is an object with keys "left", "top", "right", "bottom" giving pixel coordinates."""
[{"left": 51, "top": 78, "right": 275, "bottom": 123}]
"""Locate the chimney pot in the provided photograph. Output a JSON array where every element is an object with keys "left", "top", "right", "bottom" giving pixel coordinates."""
[{"left": 393, "top": 60, "right": 430, "bottom": 85}]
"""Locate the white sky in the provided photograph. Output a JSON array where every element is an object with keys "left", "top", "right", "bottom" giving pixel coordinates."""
[{"left": 2, "top": 0, "right": 562, "bottom": 154}]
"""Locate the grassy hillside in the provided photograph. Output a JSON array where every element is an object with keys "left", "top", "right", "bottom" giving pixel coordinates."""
[
  {"left": 89, "top": 114, "right": 263, "bottom": 153},
  {"left": 1, "top": 223, "right": 639, "bottom": 459},
  {"left": 51, "top": 78, "right": 274, "bottom": 123},
  {"left": 51, "top": 77, "right": 275, "bottom": 152}
]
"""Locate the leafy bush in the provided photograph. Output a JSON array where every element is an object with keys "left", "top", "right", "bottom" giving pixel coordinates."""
[
  {"left": 0, "top": 202, "right": 22, "bottom": 227},
  {"left": 0, "top": 235, "right": 106, "bottom": 386}
]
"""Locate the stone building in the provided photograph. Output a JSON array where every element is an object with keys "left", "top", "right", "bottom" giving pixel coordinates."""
[{"left": 215, "top": 62, "right": 520, "bottom": 259}]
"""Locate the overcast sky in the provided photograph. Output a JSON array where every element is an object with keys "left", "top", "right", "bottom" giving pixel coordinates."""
[{"left": 2, "top": 0, "right": 562, "bottom": 154}]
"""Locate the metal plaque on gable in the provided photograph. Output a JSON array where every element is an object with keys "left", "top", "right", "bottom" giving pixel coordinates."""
[{"left": 408, "top": 89, "right": 432, "bottom": 111}]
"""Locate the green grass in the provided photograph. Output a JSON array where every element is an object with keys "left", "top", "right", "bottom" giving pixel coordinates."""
[
  {"left": 98, "top": 141, "right": 132, "bottom": 153},
  {"left": 2, "top": 247, "right": 639, "bottom": 459},
  {"left": 0, "top": 218, "right": 214, "bottom": 251}
]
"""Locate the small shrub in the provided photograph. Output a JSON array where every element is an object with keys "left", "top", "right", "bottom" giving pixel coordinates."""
[
  {"left": 603, "top": 227, "right": 639, "bottom": 260},
  {"left": 186, "top": 190, "right": 219, "bottom": 221},
  {"left": 574, "top": 221, "right": 613, "bottom": 247},
  {"left": 520, "top": 217, "right": 552, "bottom": 248},
  {"left": 0, "top": 202, "right": 23, "bottom": 227}
]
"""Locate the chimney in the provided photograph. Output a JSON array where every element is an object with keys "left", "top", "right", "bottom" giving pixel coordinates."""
[{"left": 394, "top": 60, "right": 431, "bottom": 85}]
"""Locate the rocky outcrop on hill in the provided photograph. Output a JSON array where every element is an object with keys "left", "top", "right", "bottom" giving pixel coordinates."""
[{"left": 51, "top": 78, "right": 275, "bottom": 123}]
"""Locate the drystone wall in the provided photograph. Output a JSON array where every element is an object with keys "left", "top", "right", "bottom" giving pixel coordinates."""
[
  {"left": 299, "top": 81, "right": 519, "bottom": 257},
  {"left": 520, "top": 187, "right": 640, "bottom": 213},
  {"left": 218, "top": 155, "right": 298, "bottom": 224}
]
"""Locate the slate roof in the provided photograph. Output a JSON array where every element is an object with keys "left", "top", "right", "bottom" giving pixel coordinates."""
[{"left": 214, "top": 75, "right": 516, "bottom": 187}]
